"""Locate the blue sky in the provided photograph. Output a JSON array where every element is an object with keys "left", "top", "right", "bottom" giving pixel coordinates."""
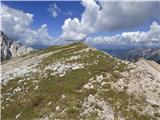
[
  {"left": 2, "top": 1, "right": 155, "bottom": 37},
  {"left": 2, "top": 1, "right": 84, "bottom": 37},
  {"left": 1, "top": 1, "right": 160, "bottom": 48}
]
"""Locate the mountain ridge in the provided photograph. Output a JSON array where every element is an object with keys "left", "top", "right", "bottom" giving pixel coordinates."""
[{"left": 1, "top": 42, "right": 160, "bottom": 120}]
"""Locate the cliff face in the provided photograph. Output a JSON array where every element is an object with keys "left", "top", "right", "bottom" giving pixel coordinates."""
[
  {"left": 1, "top": 42, "right": 160, "bottom": 120},
  {"left": 0, "top": 31, "right": 34, "bottom": 61},
  {"left": 0, "top": 31, "right": 12, "bottom": 60}
]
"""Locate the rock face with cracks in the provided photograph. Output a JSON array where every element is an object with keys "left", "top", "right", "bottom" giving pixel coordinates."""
[
  {"left": 0, "top": 31, "right": 34, "bottom": 61},
  {"left": 1, "top": 42, "right": 160, "bottom": 120}
]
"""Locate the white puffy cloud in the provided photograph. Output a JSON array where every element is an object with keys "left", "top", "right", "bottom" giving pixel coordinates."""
[
  {"left": 60, "top": 18, "right": 87, "bottom": 41},
  {"left": 0, "top": 4, "right": 33, "bottom": 40},
  {"left": 1, "top": 4, "right": 54, "bottom": 46},
  {"left": 48, "top": 3, "right": 60, "bottom": 18},
  {"left": 60, "top": 0, "right": 159, "bottom": 41},
  {"left": 24, "top": 24, "right": 53, "bottom": 45},
  {"left": 85, "top": 22, "right": 160, "bottom": 48}
]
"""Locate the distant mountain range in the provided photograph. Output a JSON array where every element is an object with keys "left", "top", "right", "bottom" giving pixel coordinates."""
[
  {"left": 1, "top": 31, "right": 160, "bottom": 65},
  {"left": 103, "top": 47, "right": 160, "bottom": 64},
  {"left": 0, "top": 31, "right": 34, "bottom": 61}
]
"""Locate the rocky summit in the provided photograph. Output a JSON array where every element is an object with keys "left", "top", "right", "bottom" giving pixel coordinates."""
[
  {"left": 0, "top": 31, "right": 34, "bottom": 61},
  {"left": 1, "top": 42, "right": 160, "bottom": 120}
]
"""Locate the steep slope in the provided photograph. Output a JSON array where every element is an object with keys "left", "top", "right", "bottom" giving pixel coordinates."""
[
  {"left": 1, "top": 42, "right": 160, "bottom": 120},
  {"left": 0, "top": 31, "right": 34, "bottom": 61},
  {"left": 136, "top": 59, "right": 160, "bottom": 77}
]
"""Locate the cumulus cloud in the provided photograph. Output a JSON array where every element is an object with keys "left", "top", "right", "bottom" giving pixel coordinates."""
[
  {"left": 85, "top": 22, "right": 160, "bottom": 48},
  {"left": 1, "top": 4, "right": 53, "bottom": 46},
  {"left": 48, "top": 3, "right": 60, "bottom": 18},
  {"left": 60, "top": 0, "right": 159, "bottom": 41},
  {"left": 60, "top": 18, "right": 88, "bottom": 41}
]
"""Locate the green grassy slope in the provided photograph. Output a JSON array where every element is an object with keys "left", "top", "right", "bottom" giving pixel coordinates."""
[{"left": 1, "top": 42, "right": 156, "bottom": 120}]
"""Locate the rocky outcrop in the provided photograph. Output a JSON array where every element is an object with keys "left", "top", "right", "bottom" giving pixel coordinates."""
[
  {"left": 0, "top": 31, "right": 12, "bottom": 60},
  {"left": 0, "top": 31, "right": 34, "bottom": 61},
  {"left": 136, "top": 58, "right": 160, "bottom": 78}
]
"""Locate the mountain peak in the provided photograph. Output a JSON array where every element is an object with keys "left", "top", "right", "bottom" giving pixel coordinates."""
[{"left": 0, "top": 32, "right": 34, "bottom": 61}]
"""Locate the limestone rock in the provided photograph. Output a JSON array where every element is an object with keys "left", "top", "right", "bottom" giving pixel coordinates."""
[{"left": 0, "top": 31, "right": 34, "bottom": 61}]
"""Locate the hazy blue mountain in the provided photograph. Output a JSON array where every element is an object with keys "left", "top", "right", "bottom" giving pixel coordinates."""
[{"left": 102, "top": 47, "right": 160, "bottom": 64}]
